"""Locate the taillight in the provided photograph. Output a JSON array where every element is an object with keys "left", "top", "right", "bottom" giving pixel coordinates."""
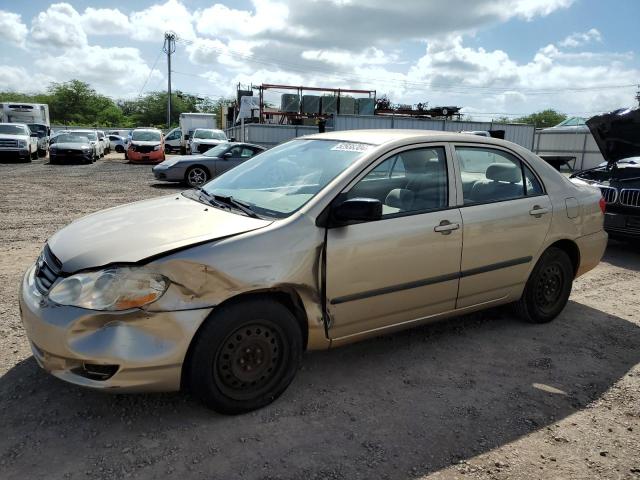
[{"left": 599, "top": 197, "right": 606, "bottom": 214}]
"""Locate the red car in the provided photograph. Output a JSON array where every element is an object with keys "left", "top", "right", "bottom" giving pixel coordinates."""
[{"left": 126, "top": 128, "right": 165, "bottom": 163}]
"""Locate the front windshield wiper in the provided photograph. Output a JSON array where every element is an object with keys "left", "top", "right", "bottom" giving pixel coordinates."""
[{"left": 211, "top": 194, "right": 261, "bottom": 218}]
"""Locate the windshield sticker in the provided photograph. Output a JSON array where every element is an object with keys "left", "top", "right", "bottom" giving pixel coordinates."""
[{"left": 330, "top": 142, "right": 372, "bottom": 153}]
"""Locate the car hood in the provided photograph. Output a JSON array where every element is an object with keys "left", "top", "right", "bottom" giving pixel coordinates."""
[
  {"left": 586, "top": 108, "right": 640, "bottom": 164},
  {"left": 159, "top": 154, "right": 216, "bottom": 166},
  {"left": 0, "top": 134, "right": 28, "bottom": 141},
  {"left": 48, "top": 194, "right": 272, "bottom": 273},
  {"left": 192, "top": 139, "right": 226, "bottom": 145},
  {"left": 52, "top": 142, "right": 91, "bottom": 150}
]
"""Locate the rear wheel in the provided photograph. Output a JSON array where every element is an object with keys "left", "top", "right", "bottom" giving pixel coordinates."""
[
  {"left": 186, "top": 298, "right": 303, "bottom": 414},
  {"left": 115, "top": 145, "right": 124, "bottom": 153},
  {"left": 30, "top": 148, "right": 37, "bottom": 160},
  {"left": 185, "top": 166, "right": 210, "bottom": 188},
  {"left": 515, "top": 247, "right": 573, "bottom": 323}
]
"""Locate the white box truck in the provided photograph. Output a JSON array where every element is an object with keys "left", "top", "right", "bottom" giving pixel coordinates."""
[
  {"left": 179, "top": 113, "right": 216, "bottom": 154},
  {"left": 0, "top": 103, "right": 51, "bottom": 157}
]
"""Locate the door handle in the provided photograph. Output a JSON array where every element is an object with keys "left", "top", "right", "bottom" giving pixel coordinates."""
[
  {"left": 529, "top": 205, "right": 549, "bottom": 216},
  {"left": 434, "top": 220, "right": 460, "bottom": 234}
]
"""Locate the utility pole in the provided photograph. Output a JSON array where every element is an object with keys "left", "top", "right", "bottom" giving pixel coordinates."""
[
  {"left": 636, "top": 84, "right": 640, "bottom": 108},
  {"left": 163, "top": 32, "right": 176, "bottom": 128}
]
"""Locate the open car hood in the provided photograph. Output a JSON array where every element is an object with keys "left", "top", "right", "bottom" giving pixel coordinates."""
[{"left": 587, "top": 108, "right": 640, "bottom": 165}]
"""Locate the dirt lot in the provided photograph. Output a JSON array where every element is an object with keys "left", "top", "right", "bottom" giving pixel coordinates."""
[{"left": 0, "top": 153, "right": 639, "bottom": 480}]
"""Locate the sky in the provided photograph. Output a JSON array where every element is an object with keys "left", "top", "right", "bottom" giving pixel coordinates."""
[{"left": 0, "top": 0, "right": 638, "bottom": 120}]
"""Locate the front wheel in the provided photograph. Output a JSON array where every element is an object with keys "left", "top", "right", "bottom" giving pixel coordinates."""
[
  {"left": 185, "top": 166, "right": 209, "bottom": 188},
  {"left": 186, "top": 299, "right": 303, "bottom": 414},
  {"left": 515, "top": 247, "right": 573, "bottom": 323}
]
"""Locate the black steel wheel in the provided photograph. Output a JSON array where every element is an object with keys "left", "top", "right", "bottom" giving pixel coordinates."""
[
  {"left": 115, "top": 145, "right": 124, "bottom": 153},
  {"left": 515, "top": 247, "right": 573, "bottom": 323},
  {"left": 186, "top": 298, "right": 303, "bottom": 414}
]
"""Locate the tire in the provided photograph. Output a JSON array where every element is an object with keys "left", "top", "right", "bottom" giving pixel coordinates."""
[
  {"left": 30, "top": 148, "right": 37, "bottom": 160},
  {"left": 185, "top": 165, "right": 210, "bottom": 188},
  {"left": 115, "top": 145, "right": 124, "bottom": 153},
  {"left": 38, "top": 149, "right": 46, "bottom": 158},
  {"left": 124, "top": 151, "right": 128, "bottom": 160},
  {"left": 514, "top": 247, "right": 573, "bottom": 323},
  {"left": 186, "top": 298, "right": 303, "bottom": 414},
  {"left": 180, "top": 146, "right": 187, "bottom": 155}
]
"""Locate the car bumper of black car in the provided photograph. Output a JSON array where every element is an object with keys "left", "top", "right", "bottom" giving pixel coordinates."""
[{"left": 604, "top": 212, "right": 640, "bottom": 239}]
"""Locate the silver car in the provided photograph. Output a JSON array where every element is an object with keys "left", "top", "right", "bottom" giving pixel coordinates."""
[
  {"left": 152, "top": 142, "right": 265, "bottom": 187},
  {"left": 19, "top": 130, "right": 607, "bottom": 414}
]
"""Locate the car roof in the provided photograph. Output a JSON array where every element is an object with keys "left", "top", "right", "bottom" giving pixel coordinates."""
[
  {"left": 301, "top": 129, "right": 513, "bottom": 147},
  {"left": 132, "top": 128, "right": 161, "bottom": 132},
  {"left": 225, "top": 142, "right": 264, "bottom": 148},
  {"left": 193, "top": 128, "right": 224, "bottom": 132}
]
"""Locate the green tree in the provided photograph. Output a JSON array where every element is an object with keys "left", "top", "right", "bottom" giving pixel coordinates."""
[{"left": 514, "top": 109, "right": 567, "bottom": 128}]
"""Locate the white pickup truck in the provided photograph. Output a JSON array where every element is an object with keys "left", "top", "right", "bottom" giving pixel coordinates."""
[{"left": 0, "top": 122, "right": 38, "bottom": 162}]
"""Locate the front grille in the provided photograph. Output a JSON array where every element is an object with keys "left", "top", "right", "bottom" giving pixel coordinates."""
[
  {"left": 34, "top": 245, "right": 63, "bottom": 295},
  {"left": 619, "top": 189, "right": 640, "bottom": 208},
  {"left": 0, "top": 139, "right": 18, "bottom": 148},
  {"left": 133, "top": 145, "right": 155, "bottom": 153},
  {"left": 599, "top": 186, "right": 618, "bottom": 204}
]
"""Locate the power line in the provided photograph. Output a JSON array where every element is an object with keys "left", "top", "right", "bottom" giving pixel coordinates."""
[
  {"left": 138, "top": 49, "right": 163, "bottom": 98},
  {"left": 174, "top": 37, "right": 636, "bottom": 96}
]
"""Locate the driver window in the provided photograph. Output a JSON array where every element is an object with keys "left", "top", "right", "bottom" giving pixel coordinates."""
[{"left": 348, "top": 147, "right": 448, "bottom": 216}]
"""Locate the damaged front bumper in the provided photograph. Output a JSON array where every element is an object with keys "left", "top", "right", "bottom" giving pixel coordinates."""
[{"left": 19, "top": 264, "right": 212, "bottom": 392}]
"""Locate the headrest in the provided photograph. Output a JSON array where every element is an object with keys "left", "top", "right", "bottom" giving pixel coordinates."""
[
  {"left": 486, "top": 163, "right": 520, "bottom": 183},
  {"left": 401, "top": 150, "right": 430, "bottom": 173},
  {"left": 385, "top": 188, "right": 414, "bottom": 209}
]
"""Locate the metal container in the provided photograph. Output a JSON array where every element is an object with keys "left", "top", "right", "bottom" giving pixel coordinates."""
[
  {"left": 356, "top": 98, "right": 375, "bottom": 116},
  {"left": 321, "top": 96, "right": 338, "bottom": 114},
  {"left": 301, "top": 95, "right": 320, "bottom": 115},
  {"left": 338, "top": 96, "right": 356, "bottom": 115},
  {"left": 281, "top": 94, "right": 300, "bottom": 113}
]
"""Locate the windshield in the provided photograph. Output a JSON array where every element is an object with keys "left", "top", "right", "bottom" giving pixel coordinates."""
[
  {"left": 0, "top": 124, "right": 28, "bottom": 135},
  {"left": 75, "top": 131, "right": 97, "bottom": 141},
  {"left": 51, "top": 134, "right": 89, "bottom": 144},
  {"left": 203, "top": 144, "right": 231, "bottom": 157},
  {"left": 27, "top": 124, "right": 47, "bottom": 137},
  {"left": 202, "top": 139, "right": 372, "bottom": 218},
  {"left": 194, "top": 129, "right": 227, "bottom": 140},
  {"left": 132, "top": 130, "right": 161, "bottom": 142}
]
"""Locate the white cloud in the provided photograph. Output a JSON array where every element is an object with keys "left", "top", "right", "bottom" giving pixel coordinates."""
[
  {"left": 30, "top": 3, "right": 87, "bottom": 48},
  {"left": 129, "top": 0, "right": 196, "bottom": 42},
  {"left": 301, "top": 48, "right": 397, "bottom": 67},
  {"left": 559, "top": 28, "right": 602, "bottom": 48},
  {"left": 0, "top": 65, "right": 55, "bottom": 92},
  {"left": 0, "top": 11, "right": 28, "bottom": 48},
  {"left": 80, "top": 7, "right": 133, "bottom": 36},
  {"left": 39, "top": 45, "right": 163, "bottom": 97}
]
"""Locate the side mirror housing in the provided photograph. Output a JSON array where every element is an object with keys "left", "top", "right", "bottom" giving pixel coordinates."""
[
  {"left": 183, "top": 134, "right": 189, "bottom": 140},
  {"left": 230, "top": 137, "right": 236, "bottom": 142},
  {"left": 223, "top": 152, "right": 233, "bottom": 158},
  {"left": 332, "top": 198, "right": 382, "bottom": 224}
]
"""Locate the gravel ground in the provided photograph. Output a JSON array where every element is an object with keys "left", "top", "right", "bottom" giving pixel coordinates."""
[{"left": 1, "top": 153, "right": 639, "bottom": 480}]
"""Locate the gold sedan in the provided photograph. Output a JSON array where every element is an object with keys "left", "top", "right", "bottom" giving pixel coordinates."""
[{"left": 20, "top": 130, "right": 607, "bottom": 413}]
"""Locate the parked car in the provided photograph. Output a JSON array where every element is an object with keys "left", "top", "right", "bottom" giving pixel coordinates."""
[
  {"left": 0, "top": 122, "right": 38, "bottom": 162},
  {"left": 189, "top": 128, "right": 228, "bottom": 154},
  {"left": 153, "top": 142, "right": 265, "bottom": 187},
  {"left": 26, "top": 123, "right": 50, "bottom": 157},
  {"left": 49, "top": 132, "right": 97, "bottom": 164},
  {"left": 570, "top": 107, "right": 640, "bottom": 240},
  {"left": 108, "top": 134, "right": 126, "bottom": 153},
  {"left": 19, "top": 130, "right": 606, "bottom": 414},
  {"left": 73, "top": 130, "right": 103, "bottom": 158},
  {"left": 97, "top": 130, "right": 110, "bottom": 155},
  {"left": 126, "top": 128, "right": 165, "bottom": 163},
  {"left": 164, "top": 127, "right": 182, "bottom": 153}
]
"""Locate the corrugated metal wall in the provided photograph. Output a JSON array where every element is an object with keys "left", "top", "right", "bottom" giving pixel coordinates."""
[
  {"left": 334, "top": 115, "right": 535, "bottom": 149},
  {"left": 225, "top": 115, "right": 536, "bottom": 150},
  {"left": 533, "top": 129, "right": 604, "bottom": 170}
]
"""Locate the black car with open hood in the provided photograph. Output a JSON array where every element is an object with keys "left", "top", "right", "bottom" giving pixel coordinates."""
[{"left": 571, "top": 107, "right": 640, "bottom": 240}]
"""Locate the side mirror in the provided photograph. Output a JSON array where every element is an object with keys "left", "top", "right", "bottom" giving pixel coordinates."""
[
  {"left": 184, "top": 134, "right": 189, "bottom": 140},
  {"left": 230, "top": 137, "right": 236, "bottom": 142},
  {"left": 332, "top": 198, "right": 382, "bottom": 224},
  {"left": 223, "top": 152, "right": 233, "bottom": 158}
]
